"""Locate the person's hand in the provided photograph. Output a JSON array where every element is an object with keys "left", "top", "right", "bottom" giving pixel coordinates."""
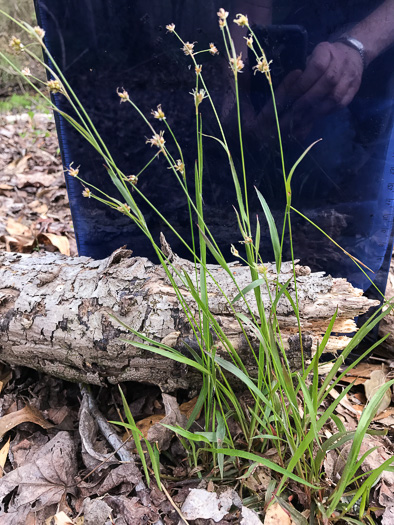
[{"left": 258, "top": 41, "right": 364, "bottom": 140}]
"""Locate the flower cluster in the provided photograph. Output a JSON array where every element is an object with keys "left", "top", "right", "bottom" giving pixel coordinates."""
[
  {"left": 253, "top": 56, "right": 273, "bottom": 79},
  {"left": 190, "top": 88, "right": 208, "bottom": 107},
  {"left": 127, "top": 174, "right": 138, "bottom": 185},
  {"left": 117, "top": 203, "right": 131, "bottom": 214},
  {"left": 256, "top": 263, "right": 267, "bottom": 276},
  {"left": 217, "top": 8, "right": 229, "bottom": 28},
  {"left": 151, "top": 104, "right": 166, "bottom": 121},
  {"left": 172, "top": 159, "right": 185, "bottom": 176},
  {"left": 82, "top": 187, "right": 91, "bottom": 198},
  {"left": 33, "top": 26, "right": 45, "bottom": 40},
  {"left": 9, "top": 36, "right": 24, "bottom": 53},
  {"left": 231, "top": 245, "right": 240, "bottom": 257},
  {"left": 182, "top": 41, "right": 195, "bottom": 56},
  {"left": 244, "top": 35, "right": 254, "bottom": 49},
  {"left": 146, "top": 130, "right": 166, "bottom": 149},
  {"left": 47, "top": 79, "right": 63, "bottom": 94},
  {"left": 209, "top": 43, "right": 219, "bottom": 55},
  {"left": 240, "top": 236, "right": 253, "bottom": 244},
  {"left": 117, "top": 87, "right": 130, "bottom": 103},
  {"left": 233, "top": 14, "right": 249, "bottom": 27},
  {"left": 195, "top": 64, "right": 202, "bottom": 76},
  {"left": 166, "top": 23, "right": 175, "bottom": 33},
  {"left": 66, "top": 162, "right": 80, "bottom": 177},
  {"left": 21, "top": 67, "right": 31, "bottom": 77},
  {"left": 230, "top": 54, "right": 244, "bottom": 73}
]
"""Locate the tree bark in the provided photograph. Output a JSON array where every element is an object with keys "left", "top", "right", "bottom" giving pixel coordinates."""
[{"left": 0, "top": 247, "right": 379, "bottom": 391}]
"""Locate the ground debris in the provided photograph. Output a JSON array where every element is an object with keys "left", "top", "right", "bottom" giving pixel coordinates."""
[{"left": 0, "top": 112, "right": 77, "bottom": 256}]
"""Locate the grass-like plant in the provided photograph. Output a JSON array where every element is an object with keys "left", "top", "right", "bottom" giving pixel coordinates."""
[{"left": 1, "top": 8, "right": 394, "bottom": 523}]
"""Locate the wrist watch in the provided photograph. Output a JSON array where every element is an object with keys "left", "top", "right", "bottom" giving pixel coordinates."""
[{"left": 335, "top": 36, "right": 367, "bottom": 70}]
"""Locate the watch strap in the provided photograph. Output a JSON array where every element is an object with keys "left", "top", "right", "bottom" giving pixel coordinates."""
[{"left": 335, "top": 36, "right": 367, "bottom": 70}]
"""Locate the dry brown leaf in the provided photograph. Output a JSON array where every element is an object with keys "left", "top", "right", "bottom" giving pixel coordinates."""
[
  {"left": 28, "top": 200, "right": 49, "bottom": 215},
  {"left": 373, "top": 406, "right": 394, "bottom": 421},
  {"left": 134, "top": 395, "right": 196, "bottom": 441},
  {"left": 1, "top": 234, "right": 36, "bottom": 253},
  {"left": 328, "top": 388, "right": 363, "bottom": 417},
  {"left": 0, "top": 432, "right": 77, "bottom": 522},
  {"left": 179, "top": 397, "right": 200, "bottom": 419},
  {"left": 37, "top": 232, "right": 70, "bottom": 256},
  {"left": 104, "top": 495, "right": 157, "bottom": 524},
  {"left": 264, "top": 502, "right": 291, "bottom": 525},
  {"left": 0, "top": 404, "right": 53, "bottom": 439},
  {"left": 147, "top": 394, "right": 188, "bottom": 451},
  {"left": 79, "top": 395, "right": 116, "bottom": 469},
  {"left": 48, "top": 511, "right": 74, "bottom": 524},
  {"left": 15, "top": 172, "right": 57, "bottom": 188},
  {"left": 341, "top": 362, "right": 385, "bottom": 386},
  {"left": 364, "top": 369, "right": 392, "bottom": 415},
  {"left": 136, "top": 414, "right": 165, "bottom": 438},
  {"left": 53, "top": 511, "right": 74, "bottom": 525},
  {"left": 242, "top": 467, "right": 271, "bottom": 493},
  {"left": 4, "top": 154, "right": 31, "bottom": 175},
  {"left": 0, "top": 438, "right": 10, "bottom": 478},
  {"left": 6, "top": 217, "right": 31, "bottom": 237}
]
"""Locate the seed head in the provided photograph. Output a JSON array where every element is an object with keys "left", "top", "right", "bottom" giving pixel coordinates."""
[
  {"left": 33, "top": 26, "right": 45, "bottom": 40},
  {"left": 21, "top": 67, "right": 31, "bottom": 76},
  {"left": 217, "top": 8, "right": 229, "bottom": 27},
  {"left": 66, "top": 162, "right": 80, "bottom": 177},
  {"left": 256, "top": 264, "right": 267, "bottom": 275},
  {"left": 117, "top": 203, "right": 131, "bottom": 214},
  {"left": 127, "top": 175, "right": 138, "bottom": 185},
  {"left": 47, "top": 79, "right": 63, "bottom": 94},
  {"left": 182, "top": 41, "right": 196, "bottom": 56},
  {"left": 190, "top": 88, "right": 207, "bottom": 107},
  {"left": 151, "top": 104, "right": 166, "bottom": 121},
  {"left": 117, "top": 87, "right": 130, "bottom": 103},
  {"left": 233, "top": 14, "right": 249, "bottom": 27},
  {"left": 169, "top": 159, "right": 185, "bottom": 176},
  {"left": 245, "top": 34, "right": 254, "bottom": 48},
  {"left": 9, "top": 36, "right": 24, "bottom": 53},
  {"left": 231, "top": 245, "right": 240, "bottom": 257},
  {"left": 209, "top": 43, "right": 219, "bottom": 55},
  {"left": 146, "top": 130, "right": 166, "bottom": 149},
  {"left": 166, "top": 23, "right": 175, "bottom": 33},
  {"left": 195, "top": 64, "right": 202, "bottom": 75},
  {"left": 82, "top": 187, "right": 91, "bottom": 198},
  {"left": 217, "top": 8, "right": 229, "bottom": 19},
  {"left": 253, "top": 56, "right": 273, "bottom": 78},
  {"left": 241, "top": 236, "right": 253, "bottom": 244},
  {"left": 230, "top": 53, "right": 244, "bottom": 73}
]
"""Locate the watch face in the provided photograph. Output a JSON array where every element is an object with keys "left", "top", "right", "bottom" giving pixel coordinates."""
[
  {"left": 34, "top": 0, "right": 394, "bottom": 294},
  {"left": 347, "top": 37, "right": 363, "bottom": 50}
]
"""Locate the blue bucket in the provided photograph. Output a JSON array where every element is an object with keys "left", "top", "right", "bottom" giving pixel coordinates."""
[{"left": 33, "top": 0, "right": 394, "bottom": 296}]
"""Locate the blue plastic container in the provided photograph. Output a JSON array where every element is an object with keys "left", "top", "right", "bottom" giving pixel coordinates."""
[{"left": 33, "top": 0, "right": 394, "bottom": 297}]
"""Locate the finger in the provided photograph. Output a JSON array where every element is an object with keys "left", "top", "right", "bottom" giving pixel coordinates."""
[{"left": 290, "top": 42, "right": 332, "bottom": 99}]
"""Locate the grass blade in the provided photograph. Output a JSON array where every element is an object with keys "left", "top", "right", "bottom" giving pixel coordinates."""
[{"left": 255, "top": 187, "right": 281, "bottom": 273}]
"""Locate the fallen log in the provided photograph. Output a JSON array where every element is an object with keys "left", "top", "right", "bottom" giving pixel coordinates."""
[{"left": 0, "top": 245, "right": 379, "bottom": 391}]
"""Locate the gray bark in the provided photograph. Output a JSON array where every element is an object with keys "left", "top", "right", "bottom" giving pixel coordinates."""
[{"left": 0, "top": 247, "right": 379, "bottom": 391}]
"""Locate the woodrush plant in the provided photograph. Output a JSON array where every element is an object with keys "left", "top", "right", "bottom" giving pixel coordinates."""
[{"left": 2, "top": 8, "right": 394, "bottom": 523}]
